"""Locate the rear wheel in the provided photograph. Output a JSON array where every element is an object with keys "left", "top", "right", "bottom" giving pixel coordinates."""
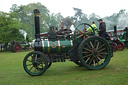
[
  {"left": 23, "top": 51, "right": 48, "bottom": 76},
  {"left": 78, "top": 36, "right": 111, "bottom": 70}
]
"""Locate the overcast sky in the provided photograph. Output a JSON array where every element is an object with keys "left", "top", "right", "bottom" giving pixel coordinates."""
[{"left": 0, "top": 0, "right": 128, "bottom": 18}]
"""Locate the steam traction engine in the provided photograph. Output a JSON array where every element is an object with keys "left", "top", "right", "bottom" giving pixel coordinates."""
[
  {"left": 10, "top": 41, "right": 31, "bottom": 52},
  {"left": 112, "top": 25, "right": 125, "bottom": 51},
  {"left": 23, "top": 9, "right": 113, "bottom": 76}
]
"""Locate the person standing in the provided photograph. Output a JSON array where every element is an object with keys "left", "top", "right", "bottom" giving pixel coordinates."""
[{"left": 98, "top": 19, "right": 106, "bottom": 39}]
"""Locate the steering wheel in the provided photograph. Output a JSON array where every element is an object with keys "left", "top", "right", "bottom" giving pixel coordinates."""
[{"left": 74, "top": 23, "right": 95, "bottom": 41}]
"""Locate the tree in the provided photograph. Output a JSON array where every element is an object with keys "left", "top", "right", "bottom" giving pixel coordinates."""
[
  {"left": 89, "top": 13, "right": 100, "bottom": 23},
  {"left": 10, "top": 2, "right": 50, "bottom": 37},
  {"left": 73, "top": 8, "right": 84, "bottom": 27},
  {"left": 10, "top": 3, "right": 64, "bottom": 37},
  {"left": 47, "top": 13, "right": 63, "bottom": 28},
  {"left": 73, "top": 7, "right": 83, "bottom": 21},
  {"left": 0, "top": 12, "right": 25, "bottom": 44}
]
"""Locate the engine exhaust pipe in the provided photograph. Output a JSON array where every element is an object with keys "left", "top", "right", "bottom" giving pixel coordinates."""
[
  {"left": 114, "top": 25, "right": 117, "bottom": 36},
  {"left": 125, "top": 27, "right": 128, "bottom": 40},
  {"left": 34, "top": 9, "right": 40, "bottom": 39}
]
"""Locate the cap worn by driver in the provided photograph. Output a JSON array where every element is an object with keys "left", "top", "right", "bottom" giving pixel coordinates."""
[{"left": 97, "top": 19, "right": 102, "bottom": 21}]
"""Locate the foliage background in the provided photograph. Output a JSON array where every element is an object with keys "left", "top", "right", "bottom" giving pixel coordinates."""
[{"left": 0, "top": 2, "right": 128, "bottom": 44}]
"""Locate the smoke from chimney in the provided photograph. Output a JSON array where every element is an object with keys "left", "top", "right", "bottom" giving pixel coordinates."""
[
  {"left": 118, "top": 13, "right": 128, "bottom": 28},
  {"left": 19, "top": 29, "right": 27, "bottom": 40}
]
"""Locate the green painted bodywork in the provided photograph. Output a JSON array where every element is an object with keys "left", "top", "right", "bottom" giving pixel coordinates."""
[
  {"left": 42, "top": 39, "right": 73, "bottom": 54},
  {"left": 119, "top": 33, "right": 126, "bottom": 43},
  {"left": 120, "top": 39, "right": 125, "bottom": 43}
]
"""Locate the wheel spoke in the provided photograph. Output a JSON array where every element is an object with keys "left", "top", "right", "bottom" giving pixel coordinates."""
[
  {"left": 86, "top": 57, "right": 90, "bottom": 62},
  {"left": 83, "top": 54, "right": 93, "bottom": 58},
  {"left": 87, "top": 43, "right": 91, "bottom": 49},
  {"left": 98, "top": 48, "right": 106, "bottom": 52},
  {"left": 29, "top": 66, "right": 34, "bottom": 71},
  {"left": 90, "top": 41, "right": 94, "bottom": 48},
  {"left": 27, "top": 64, "right": 33, "bottom": 66},
  {"left": 98, "top": 44, "right": 105, "bottom": 50},
  {"left": 96, "top": 58, "right": 99, "bottom": 65},
  {"left": 94, "top": 40, "right": 97, "bottom": 48},
  {"left": 96, "top": 42, "right": 100, "bottom": 50},
  {"left": 97, "top": 57, "right": 104, "bottom": 63},
  {"left": 84, "top": 48, "right": 92, "bottom": 52},
  {"left": 89, "top": 57, "right": 94, "bottom": 65},
  {"left": 35, "top": 54, "right": 37, "bottom": 61},
  {"left": 99, "top": 54, "right": 105, "bottom": 59},
  {"left": 82, "top": 52, "right": 90, "bottom": 54},
  {"left": 27, "top": 60, "right": 32, "bottom": 62},
  {"left": 77, "top": 34, "right": 83, "bottom": 39},
  {"left": 99, "top": 52, "right": 108, "bottom": 55},
  {"left": 78, "top": 29, "right": 83, "bottom": 33}
]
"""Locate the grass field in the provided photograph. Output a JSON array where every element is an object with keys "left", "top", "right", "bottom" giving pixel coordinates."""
[{"left": 0, "top": 49, "right": 128, "bottom": 85}]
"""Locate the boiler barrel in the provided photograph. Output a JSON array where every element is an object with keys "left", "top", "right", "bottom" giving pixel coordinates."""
[{"left": 42, "top": 39, "right": 73, "bottom": 54}]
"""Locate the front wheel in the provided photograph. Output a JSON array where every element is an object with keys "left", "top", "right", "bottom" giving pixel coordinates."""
[
  {"left": 23, "top": 51, "right": 48, "bottom": 76},
  {"left": 78, "top": 36, "right": 111, "bottom": 70}
]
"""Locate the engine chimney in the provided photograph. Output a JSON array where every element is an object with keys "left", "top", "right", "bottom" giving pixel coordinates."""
[
  {"left": 34, "top": 9, "right": 40, "bottom": 39},
  {"left": 114, "top": 25, "right": 117, "bottom": 36},
  {"left": 125, "top": 27, "right": 128, "bottom": 40}
]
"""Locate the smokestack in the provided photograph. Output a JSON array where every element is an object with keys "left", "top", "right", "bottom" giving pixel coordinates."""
[
  {"left": 114, "top": 25, "right": 117, "bottom": 36},
  {"left": 125, "top": 27, "right": 128, "bottom": 40},
  {"left": 34, "top": 9, "right": 40, "bottom": 39}
]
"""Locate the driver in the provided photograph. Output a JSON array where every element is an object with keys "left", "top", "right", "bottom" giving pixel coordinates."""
[{"left": 86, "top": 22, "right": 98, "bottom": 36}]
